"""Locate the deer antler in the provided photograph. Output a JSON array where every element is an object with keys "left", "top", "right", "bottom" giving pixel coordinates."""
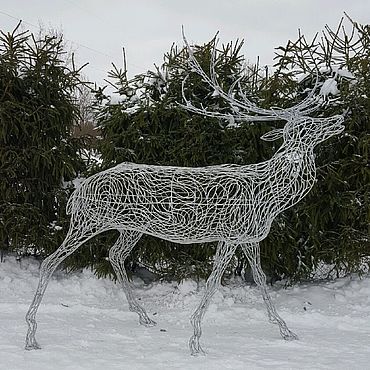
[{"left": 180, "top": 29, "right": 322, "bottom": 124}]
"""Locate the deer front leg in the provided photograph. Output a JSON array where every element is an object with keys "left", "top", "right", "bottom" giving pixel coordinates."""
[
  {"left": 189, "top": 241, "right": 237, "bottom": 356},
  {"left": 241, "top": 242, "right": 298, "bottom": 341},
  {"left": 25, "top": 225, "right": 98, "bottom": 350},
  {"left": 109, "top": 230, "right": 156, "bottom": 327}
]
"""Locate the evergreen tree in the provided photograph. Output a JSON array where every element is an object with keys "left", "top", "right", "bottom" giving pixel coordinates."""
[
  {"left": 0, "top": 23, "right": 86, "bottom": 260},
  {"left": 76, "top": 17, "right": 369, "bottom": 283},
  {"left": 261, "top": 16, "right": 370, "bottom": 280}
]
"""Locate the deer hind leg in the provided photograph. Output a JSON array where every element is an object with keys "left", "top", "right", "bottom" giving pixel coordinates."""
[
  {"left": 189, "top": 241, "right": 237, "bottom": 356},
  {"left": 241, "top": 242, "right": 298, "bottom": 341},
  {"left": 109, "top": 230, "right": 156, "bottom": 327},
  {"left": 25, "top": 223, "right": 99, "bottom": 350}
]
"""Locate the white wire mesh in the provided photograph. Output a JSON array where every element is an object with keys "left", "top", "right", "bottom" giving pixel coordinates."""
[{"left": 25, "top": 35, "right": 345, "bottom": 355}]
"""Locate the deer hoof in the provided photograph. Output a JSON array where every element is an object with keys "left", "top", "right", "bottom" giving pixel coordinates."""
[
  {"left": 25, "top": 341, "right": 41, "bottom": 350},
  {"left": 281, "top": 329, "right": 298, "bottom": 341},
  {"left": 189, "top": 335, "right": 206, "bottom": 356},
  {"left": 139, "top": 317, "right": 157, "bottom": 327}
]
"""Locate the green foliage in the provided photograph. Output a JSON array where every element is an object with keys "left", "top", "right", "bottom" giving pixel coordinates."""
[
  {"left": 7, "top": 18, "right": 366, "bottom": 284},
  {"left": 0, "top": 23, "right": 86, "bottom": 258}
]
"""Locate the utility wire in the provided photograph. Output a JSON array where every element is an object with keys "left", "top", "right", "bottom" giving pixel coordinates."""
[
  {"left": 0, "top": 9, "right": 38, "bottom": 29},
  {"left": 1, "top": 9, "right": 124, "bottom": 62},
  {"left": 62, "top": 0, "right": 108, "bottom": 27},
  {"left": 0, "top": 9, "right": 148, "bottom": 73}
]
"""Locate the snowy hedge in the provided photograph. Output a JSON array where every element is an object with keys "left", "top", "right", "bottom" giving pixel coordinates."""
[{"left": 1, "top": 18, "right": 368, "bottom": 283}]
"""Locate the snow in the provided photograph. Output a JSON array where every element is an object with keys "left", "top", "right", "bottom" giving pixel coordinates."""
[
  {"left": 337, "top": 68, "right": 355, "bottom": 80},
  {"left": 62, "top": 176, "right": 86, "bottom": 191},
  {"left": 1, "top": 256, "right": 370, "bottom": 369},
  {"left": 320, "top": 78, "right": 339, "bottom": 97}
]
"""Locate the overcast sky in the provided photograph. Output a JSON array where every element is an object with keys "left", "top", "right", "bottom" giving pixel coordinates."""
[{"left": 1, "top": 1, "right": 369, "bottom": 85}]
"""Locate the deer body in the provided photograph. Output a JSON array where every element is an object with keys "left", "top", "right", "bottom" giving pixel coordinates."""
[{"left": 68, "top": 130, "right": 317, "bottom": 245}]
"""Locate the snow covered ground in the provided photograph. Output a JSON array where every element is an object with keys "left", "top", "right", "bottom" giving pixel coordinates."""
[{"left": 1, "top": 256, "right": 369, "bottom": 370}]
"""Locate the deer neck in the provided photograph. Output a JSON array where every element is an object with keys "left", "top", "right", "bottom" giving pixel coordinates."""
[
  {"left": 274, "top": 140, "right": 314, "bottom": 165},
  {"left": 268, "top": 142, "right": 316, "bottom": 208}
]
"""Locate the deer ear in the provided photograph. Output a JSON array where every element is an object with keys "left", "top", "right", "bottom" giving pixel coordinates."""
[{"left": 260, "top": 129, "right": 284, "bottom": 142}]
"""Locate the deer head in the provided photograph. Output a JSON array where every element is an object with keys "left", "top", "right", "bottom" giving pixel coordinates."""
[{"left": 261, "top": 115, "right": 345, "bottom": 147}]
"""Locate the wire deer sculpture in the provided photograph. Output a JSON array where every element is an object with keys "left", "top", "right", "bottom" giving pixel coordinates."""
[{"left": 25, "top": 34, "right": 344, "bottom": 355}]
